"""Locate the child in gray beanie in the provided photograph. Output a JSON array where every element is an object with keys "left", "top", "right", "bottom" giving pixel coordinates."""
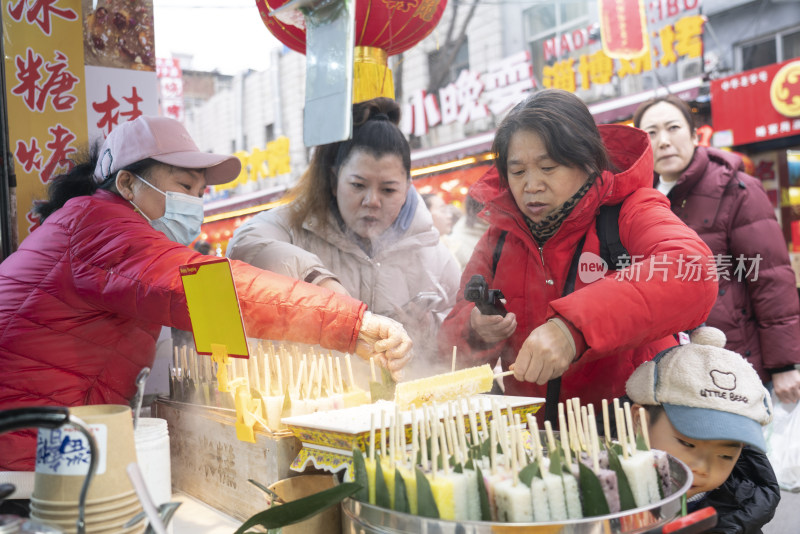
[{"left": 624, "top": 327, "right": 780, "bottom": 534}]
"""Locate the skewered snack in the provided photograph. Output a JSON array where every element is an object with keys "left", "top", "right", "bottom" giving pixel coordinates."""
[
  {"left": 394, "top": 364, "right": 496, "bottom": 409},
  {"left": 349, "top": 396, "right": 677, "bottom": 524}
]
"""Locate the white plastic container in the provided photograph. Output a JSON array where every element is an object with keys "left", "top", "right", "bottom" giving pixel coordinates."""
[{"left": 133, "top": 418, "right": 171, "bottom": 507}]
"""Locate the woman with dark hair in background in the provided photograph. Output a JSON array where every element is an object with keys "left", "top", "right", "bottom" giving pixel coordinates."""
[
  {"left": 0, "top": 116, "right": 412, "bottom": 477},
  {"left": 634, "top": 95, "right": 800, "bottom": 404},
  {"left": 227, "top": 98, "right": 460, "bottom": 373},
  {"left": 440, "top": 89, "right": 718, "bottom": 412}
]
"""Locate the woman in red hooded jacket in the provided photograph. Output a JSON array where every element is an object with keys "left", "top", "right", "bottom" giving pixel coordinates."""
[
  {"left": 440, "top": 89, "right": 718, "bottom": 414},
  {"left": 0, "top": 116, "right": 412, "bottom": 475}
]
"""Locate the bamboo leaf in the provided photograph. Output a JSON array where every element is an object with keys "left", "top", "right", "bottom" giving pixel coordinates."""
[
  {"left": 636, "top": 432, "right": 648, "bottom": 452},
  {"left": 351, "top": 448, "right": 369, "bottom": 502},
  {"left": 465, "top": 457, "right": 474, "bottom": 470},
  {"left": 233, "top": 483, "right": 360, "bottom": 533},
  {"left": 453, "top": 462, "right": 463, "bottom": 474},
  {"left": 607, "top": 447, "right": 636, "bottom": 511},
  {"left": 577, "top": 462, "right": 610, "bottom": 516},
  {"left": 415, "top": 466, "right": 440, "bottom": 519},
  {"left": 549, "top": 446, "right": 563, "bottom": 476},
  {"left": 474, "top": 464, "right": 492, "bottom": 521},
  {"left": 374, "top": 457, "right": 391, "bottom": 509},
  {"left": 518, "top": 461, "right": 540, "bottom": 486},
  {"left": 393, "top": 469, "right": 410, "bottom": 513}
]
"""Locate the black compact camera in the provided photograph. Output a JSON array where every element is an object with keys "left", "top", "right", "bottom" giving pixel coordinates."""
[{"left": 464, "top": 274, "right": 507, "bottom": 317}]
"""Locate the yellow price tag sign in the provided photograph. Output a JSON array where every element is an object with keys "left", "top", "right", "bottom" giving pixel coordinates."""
[{"left": 179, "top": 258, "right": 249, "bottom": 359}]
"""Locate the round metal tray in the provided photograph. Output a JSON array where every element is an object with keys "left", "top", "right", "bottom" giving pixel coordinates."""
[{"left": 342, "top": 454, "right": 692, "bottom": 534}]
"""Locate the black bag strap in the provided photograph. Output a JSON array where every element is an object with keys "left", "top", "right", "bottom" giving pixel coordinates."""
[
  {"left": 544, "top": 234, "right": 586, "bottom": 426},
  {"left": 491, "top": 231, "right": 507, "bottom": 277},
  {"left": 596, "top": 203, "right": 628, "bottom": 270}
]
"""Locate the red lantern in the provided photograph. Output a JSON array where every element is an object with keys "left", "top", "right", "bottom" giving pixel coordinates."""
[{"left": 256, "top": 0, "right": 447, "bottom": 102}]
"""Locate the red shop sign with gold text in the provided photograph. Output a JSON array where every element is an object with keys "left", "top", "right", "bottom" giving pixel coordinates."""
[
  {"left": 711, "top": 58, "right": 800, "bottom": 146},
  {"left": 598, "top": 0, "right": 649, "bottom": 59},
  {"left": 3, "top": 0, "right": 158, "bottom": 242}
]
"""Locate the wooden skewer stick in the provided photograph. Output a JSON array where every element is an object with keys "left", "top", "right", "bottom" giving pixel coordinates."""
[
  {"left": 558, "top": 407, "right": 572, "bottom": 466},
  {"left": 274, "top": 354, "right": 283, "bottom": 393},
  {"left": 345, "top": 354, "right": 356, "bottom": 392},
  {"left": 410, "top": 409, "right": 419, "bottom": 469},
  {"left": 479, "top": 405, "right": 490, "bottom": 442},
  {"left": 623, "top": 402, "right": 637, "bottom": 451},
  {"left": 639, "top": 406, "right": 651, "bottom": 450},
  {"left": 419, "top": 406, "right": 429, "bottom": 470},
  {"left": 588, "top": 409, "right": 601, "bottom": 474},
  {"left": 370, "top": 357, "right": 377, "bottom": 383},
  {"left": 514, "top": 413, "right": 528, "bottom": 464},
  {"left": 489, "top": 421, "right": 498, "bottom": 475},
  {"left": 389, "top": 415, "right": 396, "bottom": 464},
  {"left": 572, "top": 398, "right": 587, "bottom": 452},
  {"left": 544, "top": 419, "right": 557, "bottom": 454},
  {"left": 567, "top": 401, "right": 580, "bottom": 454},
  {"left": 581, "top": 406, "right": 590, "bottom": 454},
  {"left": 430, "top": 417, "right": 439, "bottom": 479},
  {"left": 602, "top": 399, "right": 611, "bottom": 448},
  {"left": 509, "top": 416, "right": 519, "bottom": 486},
  {"left": 380, "top": 409, "right": 387, "bottom": 458},
  {"left": 451, "top": 346, "right": 457, "bottom": 373},
  {"left": 468, "top": 398, "right": 480, "bottom": 446},
  {"left": 494, "top": 370, "right": 515, "bottom": 379},
  {"left": 326, "top": 354, "right": 335, "bottom": 395},
  {"left": 527, "top": 414, "right": 545, "bottom": 466},
  {"left": 369, "top": 412, "right": 376, "bottom": 462},
  {"left": 616, "top": 403, "right": 629, "bottom": 459},
  {"left": 334, "top": 357, "right": 344, "bottom": 395}
]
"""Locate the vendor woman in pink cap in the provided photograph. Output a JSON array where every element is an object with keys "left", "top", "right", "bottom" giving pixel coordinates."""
[{"left": 0, "top": 116, "right": 412, "bottom": 476}]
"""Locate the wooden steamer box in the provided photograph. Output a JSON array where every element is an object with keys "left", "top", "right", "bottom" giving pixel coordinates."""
[{"left": 152, "top": 397, "right": 301, "bottom": 522}]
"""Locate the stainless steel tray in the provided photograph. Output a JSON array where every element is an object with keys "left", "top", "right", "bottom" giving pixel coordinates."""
[{"left": 342, "top": 454, "right": 693, "bottom": 534}]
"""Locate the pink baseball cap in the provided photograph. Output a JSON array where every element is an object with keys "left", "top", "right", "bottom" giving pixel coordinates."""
[{"left": 93, "top": 116, "right": 241, "bottom": 186}]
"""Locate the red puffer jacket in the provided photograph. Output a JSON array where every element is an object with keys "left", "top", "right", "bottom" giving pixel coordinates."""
[
  {"left": 663, "top": 146, "right": 800, "bottom": 382},
  {"left": 0, "top": 190, "right": 366, "bottom": 470},
  {"left": 440, "top": 125, "right": 717, "bottom": 409}
]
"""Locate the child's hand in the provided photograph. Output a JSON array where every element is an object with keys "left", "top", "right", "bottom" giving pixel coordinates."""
[{"left": 469, "top": 305, "right": 516, "bottom": 343}]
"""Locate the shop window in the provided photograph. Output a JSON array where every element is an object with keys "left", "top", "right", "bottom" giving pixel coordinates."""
[
  {"left": 784, "top": 29, "right": 800, "bottom": 60},
  {"left": 427, "top": 38, "right": 469, "bottom": 92},
  {"left": 523, "top": 0, "right": 589, "bottom": 85},
  {"left": 739, "top": 26, "right": 800, "bottom": 71},
  {"left": 741, "top": 39, "right": 776, "bottom": 71}
]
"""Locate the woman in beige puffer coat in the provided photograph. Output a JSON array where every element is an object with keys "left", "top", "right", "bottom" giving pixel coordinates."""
[{"left": 227, "top": 98, "right": 460, "bottom": 374}]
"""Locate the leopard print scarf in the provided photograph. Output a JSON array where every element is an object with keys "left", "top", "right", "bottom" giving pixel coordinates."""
[{"left": 525, "top": 174, "right": 597, "bottom": 245}]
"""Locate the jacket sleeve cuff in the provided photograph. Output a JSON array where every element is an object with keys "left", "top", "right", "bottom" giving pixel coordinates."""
[
  {"left": 767, "top": 364, "right": 798, "bottom": 375},
  {"left": 549, "top": 316, "right": 587, "bottom": 360}
]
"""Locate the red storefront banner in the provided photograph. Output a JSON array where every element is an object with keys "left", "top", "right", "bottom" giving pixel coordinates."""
[
  {"left": 711, "top": 58, "right": 800, "bottom": 146},
  {"left": 598, "top": 0, "right": 648, "bottom": 59}
]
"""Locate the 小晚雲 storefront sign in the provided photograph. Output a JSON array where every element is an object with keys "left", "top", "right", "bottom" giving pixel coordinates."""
[{"left": 711, "top": 58, "right": 800, "bottom": 147}]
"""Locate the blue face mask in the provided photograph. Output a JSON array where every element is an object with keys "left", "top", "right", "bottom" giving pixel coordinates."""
[{"left": 130, "top": 175, "right": 205, "bottom": 246}]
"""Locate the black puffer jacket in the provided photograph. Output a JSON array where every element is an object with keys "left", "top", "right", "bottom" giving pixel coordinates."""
[{"left": 689, "top": 447, "right": 781, "bottom": 534}]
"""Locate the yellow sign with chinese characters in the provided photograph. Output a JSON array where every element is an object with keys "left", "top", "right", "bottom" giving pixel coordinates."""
[
  {"left": 212, "top": 136, "right": 292, "bottom": 193},
  {"left": 179, "top": 258, "right": 250, "bottom": 359},
  {"left": 543, "top": 14, "right": 705, "bottom": 93}
]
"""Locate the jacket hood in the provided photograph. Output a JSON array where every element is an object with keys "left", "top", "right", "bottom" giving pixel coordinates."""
[{"left": 470, "top": 124, "right": 654, "bottom": 226}]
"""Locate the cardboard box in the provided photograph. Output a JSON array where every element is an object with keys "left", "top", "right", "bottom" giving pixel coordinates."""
[{"left": 152, "top": 397, "right": 300, "bottom": 522}]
